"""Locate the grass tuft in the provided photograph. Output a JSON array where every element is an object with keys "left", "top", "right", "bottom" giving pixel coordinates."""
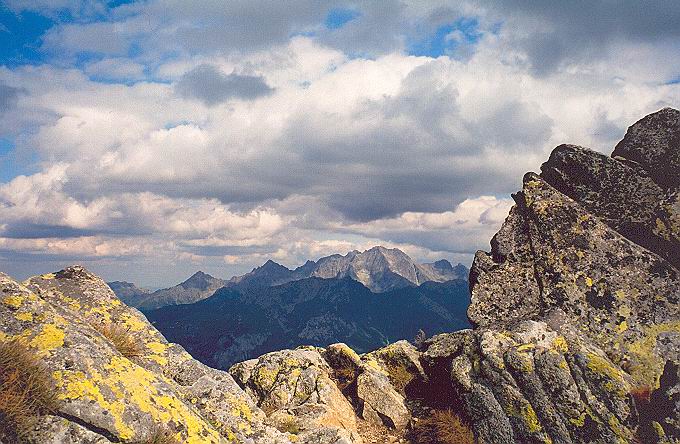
[
  {"left": 137, "top": 426, "right": 181, "bottom": 444},
  {"left": 408, "top": 409, "right": 475, "bottom": 444},
  {"left": 96, "top": 323, "right": 144, "bottom": 359},
  {"left": 331, "top": 365, "right": 358, "bottom": 391},
  {"left": 0, "top": 339, "right": 58, "bottom": 442}
]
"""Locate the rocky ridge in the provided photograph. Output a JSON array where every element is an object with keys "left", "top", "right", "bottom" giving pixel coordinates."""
[
  {"left": 1, "top": 108, "right": 679, "bottom": 444},
  {"left": 227, "top": 247, "right": 468, "bottom": 294},
  {"left": 113, "top": 248, "right": 468, "bottom": 311},
  {"left": 114, "top": 271, "right": 228, "bottom": 311}
]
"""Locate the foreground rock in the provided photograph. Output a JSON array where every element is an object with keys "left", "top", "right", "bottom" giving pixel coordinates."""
[
  {"left": 461, "top": 108, "right": 680, "bottom": 443},
  {"left": 229, "top": 348, "right": 362, "bottom": 443},
  {"left": 0, "top": 266, "right": 413, "bottom": 444},
  {"left": 0, "top": 267, "right": 289, "bottom": 443}
]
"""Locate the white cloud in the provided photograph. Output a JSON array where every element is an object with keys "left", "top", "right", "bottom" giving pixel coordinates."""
[{"left": 1, "top": 2, "right": 680, "bottom": 285}]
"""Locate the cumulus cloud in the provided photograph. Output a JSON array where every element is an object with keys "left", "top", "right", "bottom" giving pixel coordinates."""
[
  {"left": 477, "top": 1, "right": 680, "bottom": 78},
  {"left": 1, "top": 1, "right": 680, "bottom": 285},
  {"left": 175, "top": 65, "right": 273, "bottom": 105},
  {"left": 332, "top": 196, "right": 514, "bottom": 254}
]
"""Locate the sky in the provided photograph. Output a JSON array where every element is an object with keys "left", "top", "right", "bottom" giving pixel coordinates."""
[{"left": 0, "top": 1, "right": 679, "bottom": 287}]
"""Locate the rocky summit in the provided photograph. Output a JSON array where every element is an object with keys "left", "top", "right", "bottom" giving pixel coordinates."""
[
  {"left": 111, "top": 247, "right": 468, "bottom": 312},
  {"left": 1, "top": 108, "right": 679, "bottom": 444},
  {"left": 226, "top": 246, "right": 468, "bottom": 294}
]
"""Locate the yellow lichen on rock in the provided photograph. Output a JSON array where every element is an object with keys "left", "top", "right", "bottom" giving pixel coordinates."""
[
  {"left": 53, "top": 368, "right": 136, "bottom": 440},
  {"left": 585, "top": 352, "right": 629, "bottom": 397},
  {"left": 29, "top": 323, "right": 65, "bottom": 352},
  {"left": 53, "top": 354, "right": 224, "bottom": 443},
  {"left": 552, "top": 336, "right": 569, "bottom": 353},
  {"left": 3, "top": 294, "right": 24, "bottom": 308},
  {"left": 120, "top": 312, "right": 149, "bottom": 332},
  {"left": 104, "top": 356, "right": 223, "bottom": 444},
  {"left": 15, "top": 312, "right": 34, "bottom": 322},
  {"left": 627, "top": 320, "right": 680, "bottom": 387}
]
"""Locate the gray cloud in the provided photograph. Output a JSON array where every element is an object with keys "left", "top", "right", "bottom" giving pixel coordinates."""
[
  {"left": 481, "top": 1, "right": 680, "bottom": 76},
  {"left": 0, "top": 83, "right": 22, "bottom": 113},
  {"left": 175, "top": 65, "right": 273, "bottom": 105}
]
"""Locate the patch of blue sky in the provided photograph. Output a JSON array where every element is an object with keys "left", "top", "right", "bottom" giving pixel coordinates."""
[
  {"left": 0, "top": 137, "right": 38, "bottom": 183},
  {"left": 107, "top": 0, "right": 136, "bottom": 8},
  {"left": 408, "top": 17, "right": 482, "bottom": 58},
  {"left": 667, "top": 76, "right": 680, "bottom": 85},
  {"left": 325, "top": 8, "right": 360, "bottom": 30},
  {"left": 0, "top": 7, "right": 54, "bottom": 66}
]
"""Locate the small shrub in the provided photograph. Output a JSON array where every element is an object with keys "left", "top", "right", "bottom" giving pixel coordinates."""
[
  {"left": 630, "top": 385, "right": 652, "bottom": 405},
  {"left": 385, "top": 363, "right": 414, "bottom": 393},
  {"left": 408, "top": 409, "right": 475, "bottom": 444},
  {"left": 96, "top": 323, "right": 143, "bottom": 358},
  {"left": 0, "top": 339, "right": 58, "bottom": 442}
]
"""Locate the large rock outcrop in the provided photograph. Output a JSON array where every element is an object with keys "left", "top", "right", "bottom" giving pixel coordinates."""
[
  {"left": 0, "top": 266, "right": 290, "bottom": 443},
  {"left": 457, "top": 107, "right": 680, "bottom": 443}
]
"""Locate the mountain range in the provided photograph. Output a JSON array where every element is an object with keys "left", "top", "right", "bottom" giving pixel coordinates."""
[
  {"left": 109, "top": 246, "right": 468, "bottom": 311},
  {"left": 145, "top": 276, "right": 471, "bottom": 369}
]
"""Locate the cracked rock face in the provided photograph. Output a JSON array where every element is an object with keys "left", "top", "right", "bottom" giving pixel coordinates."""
[
  {"left": 228, "top": 348, "right": 362, "bottom": 444},
  {"left": 460, "top": 108, "right": 680, "bottom": 443}
]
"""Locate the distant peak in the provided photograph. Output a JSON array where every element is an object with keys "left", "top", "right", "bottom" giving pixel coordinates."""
[
  {"left": 260, "top": 259, "right": 288, "bottom": 270},
  {"left": 190, "top": 270, "right": 210, "bottom": 278},
  {"left": 432, "top": 259, "right": 453, "bottom": 269},
  {"left": 181, "top": 270, "right": 219, "bottom": 289}
]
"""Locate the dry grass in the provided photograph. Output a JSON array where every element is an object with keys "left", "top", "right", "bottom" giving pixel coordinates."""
[
  {"left": 331, "top": 366, "right": 358, "bottom": 391},
  {"left": 96, "top": 323, "right": 144, "bottom": 359},
  {"left": 276, "top": 416, "right": 301, "bottom": 436},
  {"left": 408, "top": 409, "right": 475, "bottom": 444},
  {"left": 0, "top": 339, "right": 58, "bottom": 442},
  {"left": 630, "top": 385, "right": 652, "bottom": 405},
  {"left": 138, "top": 427, "right": 181, "bottom": 444}
]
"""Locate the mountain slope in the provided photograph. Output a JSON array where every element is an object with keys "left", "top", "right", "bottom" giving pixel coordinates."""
[
  {"left": 123, "top": 271, "right": 227, "bottom": 311},
  {"left": 146, "top": 276, "right": 471, "bottom": 369},
  {"left": 106, "top": 280, "right": 150, "bottom": 305}
]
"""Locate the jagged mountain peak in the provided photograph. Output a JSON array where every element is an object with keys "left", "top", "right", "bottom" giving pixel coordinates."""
[
  {"left": 431, "top": 259, "right": 453, "bottom": 270},
  {"left": 258, "top": 259, "right": 290, "bottom": 271},
  {"left": 302, "top": 246, "right": 465, "bottom": 292},
  {"left": 180, "top": 270, "right": 221, "bottom": 290},
  {"left": 222, "top": 246, "right": 468, "bottom": 294}
]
